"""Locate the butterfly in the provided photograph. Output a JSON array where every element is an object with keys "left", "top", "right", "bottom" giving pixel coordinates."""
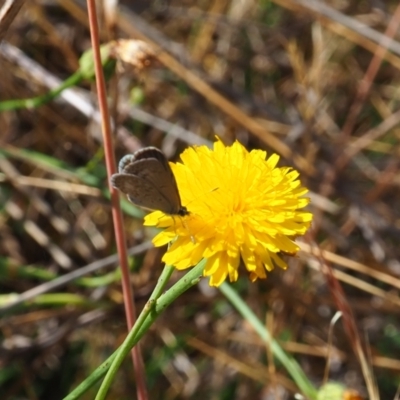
[{"left": 111, "top": 147, "right": 188, "bottom": 216}]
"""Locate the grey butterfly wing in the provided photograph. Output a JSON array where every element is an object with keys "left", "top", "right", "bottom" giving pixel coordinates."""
[
  {"left": 114, "top": 147, "right": 186, "bottom": 215},
  {"left": 118, "top": 148, "right": 170, "bottom": 173},
  {"left": 111, "top": 173, "right": 177, "bottom": 213},
  {"left": 118, "top": 154, "right": 135, "bottom": 173},
  {"left": 131, "top": 147, "right": 169, "bottom": 168},
  {"left": 126, "top": 157, "right": 180, "bottom": 195},
  {"left": 122, "top": 157, "right": 182, "bottom": 209}
]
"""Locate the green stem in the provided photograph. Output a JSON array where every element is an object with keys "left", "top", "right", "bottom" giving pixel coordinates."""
[
  {"left": 0, "top": 44, "right": 115, "bottom": 112},
  {"left": 0, "top": 257, "right": 122, "bottom": 287},
  {"left": 95, "top": 260, "right": 205, "bottom": 400},
  {"left": 219, "top": 282, "right": 318, "bottom": 399},
  {"left": 0, "top": 72, "right": 83, "bottom": 111},
  {"left": 0, "top": 293, "right": 95, "bottom": 308},
  {"left": 64, "top": 260, "right": 205, "bottom": 400},
  {"left": 150, "top": 264, "right": 175, "bottom": 301},
  {"left": 31, "top": 293, "right": 93, "bottom": 307},
  {"left": 63, "top": 352, "right": 118, "bottom": 400}
]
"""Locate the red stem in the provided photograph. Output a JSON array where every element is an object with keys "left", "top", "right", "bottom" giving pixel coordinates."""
[{"left": 86, "top": 2, "right": 148, "bottom": 399}]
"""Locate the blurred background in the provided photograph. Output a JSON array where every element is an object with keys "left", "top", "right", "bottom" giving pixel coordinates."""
[{"left": 0, "top": 0, "right": 399, "bottom": 399}]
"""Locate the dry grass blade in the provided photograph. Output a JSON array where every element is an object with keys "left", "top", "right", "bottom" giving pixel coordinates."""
[
  {"left": 274, "top": 0, "right": 400, "bottom": 67},
  {"left": 0, "top": 0, "right": 26, "bottom": 41}
]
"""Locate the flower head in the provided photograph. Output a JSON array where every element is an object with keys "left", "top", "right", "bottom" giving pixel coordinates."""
[{"left": 144, "top": 138, "right": 312, "bottom": 287}]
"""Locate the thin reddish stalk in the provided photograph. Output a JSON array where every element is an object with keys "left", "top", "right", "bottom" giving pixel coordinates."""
[
  {"left": 337, "top": 2, "right": 400, "bottom": 167},
  {"left": 86, "top": 1, "right": 148, "bottom": 399},
  {"left": 311, "top": 242, "right": 379, "bottom": 399},
  {"left": 311, "top": 5, "right": 400, "bottom": 237}
]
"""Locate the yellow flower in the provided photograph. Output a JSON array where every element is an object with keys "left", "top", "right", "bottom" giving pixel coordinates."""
[{"left": 144, "top": 138, "right": 313, "bottom": 287}]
